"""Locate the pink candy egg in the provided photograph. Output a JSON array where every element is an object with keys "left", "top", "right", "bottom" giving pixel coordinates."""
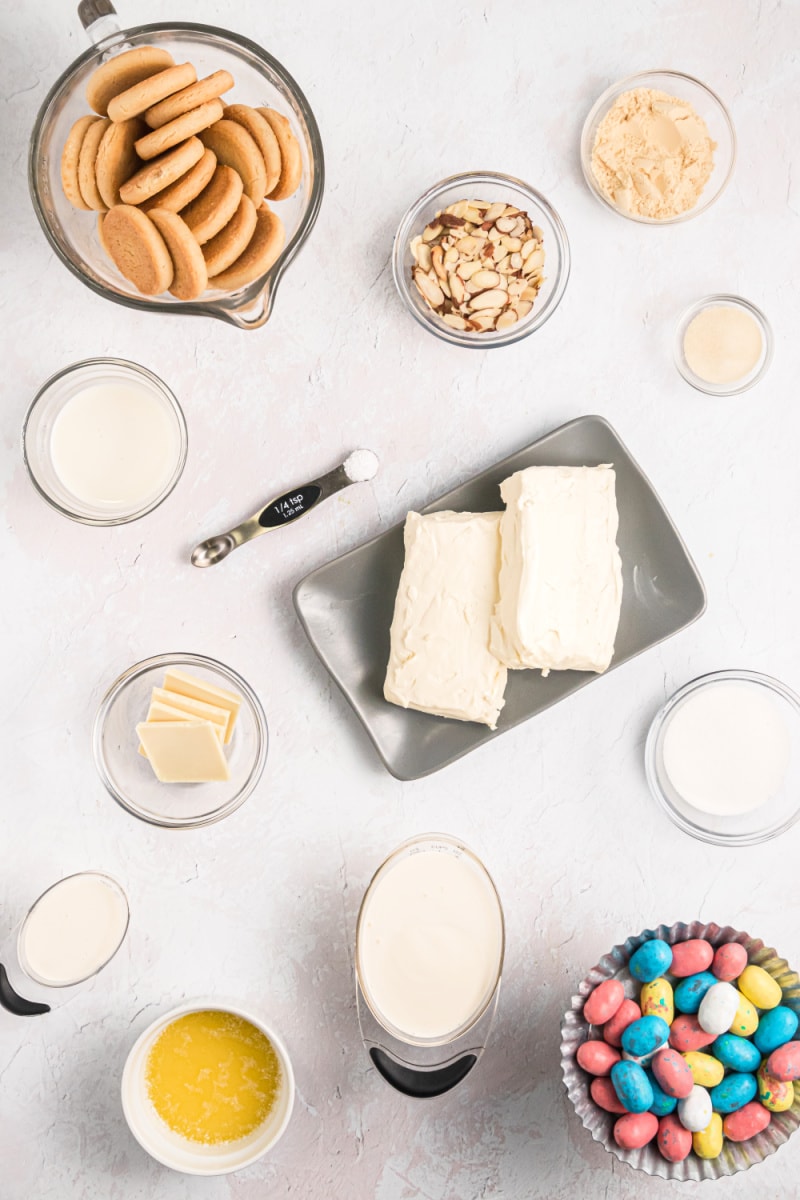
[
  {"left": 712, "top": 942, "right": 748, "bottom": 983},
  {"left": 604, "top": 999, "right": 641, "bottom": 1048},
  {"left": 657, "top": 1113, "right": 693, "bottom": 1162},
  {"left": 590, "top": 1076, "right": 627, "bottom": 1114},
  {"left": 651, "top": 1047, "right": 694, "bottom": 1099},
  {"left": 722, "top": 1100, "right": 772, "bottom": 1142},
  {"left": 614, "top": 1111, "right": 658, "bottom": 1150},
  {"left": 670, "top": 939, "right": 714, "bottom": 978},
  {"left": 584, "top": 979, "right": 625, "bottom": 1026},
  {"left": 766, "top": 1040, "right": 800, "bottom": 1082},
  {"left": 669, "top": 1014, "right": 717, "bottom": 1053},
  {"left": 577, "top": 1040, "right": 621, "bottom": 1076}
]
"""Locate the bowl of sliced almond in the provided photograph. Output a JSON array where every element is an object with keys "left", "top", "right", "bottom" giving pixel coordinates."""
[{"left": 392, "top": 171, "right": 570, "bottom": 348}]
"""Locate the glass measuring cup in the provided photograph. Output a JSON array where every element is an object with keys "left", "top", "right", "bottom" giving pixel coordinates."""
[{"left": 28, "top": 1, "right": 324, "bottom": 329}]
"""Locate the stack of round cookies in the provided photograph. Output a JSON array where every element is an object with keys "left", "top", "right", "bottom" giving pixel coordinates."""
[{"left": 60, "top": 45, "right": 303, "bottom": 300}]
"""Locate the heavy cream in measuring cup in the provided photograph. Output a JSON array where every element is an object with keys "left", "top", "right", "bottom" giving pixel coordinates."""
[
  {"left": 19, "top": 873, "right": 129, "bottom": 986},
  {"left": 358, "top": 843, "right": 503, "bottom": 1042},
  {"left": 50, "top": 379, "right": 180, "bottom": 510}
]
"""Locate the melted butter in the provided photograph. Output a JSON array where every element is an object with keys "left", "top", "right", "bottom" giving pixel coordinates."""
[{"left": 145, "top": 1011, "right": 282, "bottom": 1144}]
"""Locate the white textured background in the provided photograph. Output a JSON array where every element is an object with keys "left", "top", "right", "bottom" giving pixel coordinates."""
[{"left": 2, "top": 0, "right": 799, "bottom": 1196}]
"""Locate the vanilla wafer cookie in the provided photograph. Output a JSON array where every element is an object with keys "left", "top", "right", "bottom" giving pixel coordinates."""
[
  {"left": 61, "top": 115, "right": 101, "bottom": 209},
  {"left": 202, "top": 194, "right": 257, "bottom": 278},
  {"left": 225, "top": 105, "right": 281, "bottom": 197},
  {"left": 95, "top": 117, "right": 146, "bottom": 208},
  {"left": 210, "top": 202, "right": 285, "bottom": 291},
  {"left": 108, "top": 63, "right": 197, "bottom": 122},
  {"left": 257, "top": 108, "right": 302, "bottom": 200},
  {"left": 77, "top": 117, "right": 110, "bottom": 210},
  {"left": 86, "top": 45, "right": 175, "bottom": 116},
  {"left": 144, "top": 70, "right": 234, "bottom": 128},
  {"left": 101, "top": 205, "right": 174, "bottom": 295},
  {"left": 140, "top": 147, "right": 216, "bottom": 213},
  {"left": 148, "top": 208, "right": 208, "bottom": 300},
  {"left": 199, "top": 119, "right": 266, "bottom": 204},
  {"left": 181, "top": 164, "right": 244, "bottom": 244},
  {"left": 134, "top": 99, "right": 223, "bottom": 160},
  {"left": 119, "top": 136, "right": 205, "bottom": 205}
]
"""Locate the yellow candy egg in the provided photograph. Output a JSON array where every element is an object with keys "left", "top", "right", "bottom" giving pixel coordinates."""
[
  {"left": 693, "top": 1112, "right": 724, "bottom": 1160},
  {"left": 758, "top": 1059, "right": 795, "bottom": 1113},
  {"left": 640, "top": 977, "right": 674, "bottom": 1025},
  {"left": 683, "top": 1051, "right": 725, "bottom": 1088},
  {"left": 738, "top": 964, "right": 782, "bottom": 1010},
  {"left": 729, "top": 991, "right": 759, "bottom": 1037}
]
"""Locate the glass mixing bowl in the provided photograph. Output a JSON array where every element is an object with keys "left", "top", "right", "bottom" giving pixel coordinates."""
[{"left": 28, "top": 2, "right": 324, "bottom": 329}]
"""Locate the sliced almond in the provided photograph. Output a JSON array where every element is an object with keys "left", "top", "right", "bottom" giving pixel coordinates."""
[
  {"left": 521, "top": 286, "right": 539, "bottom": 302},
  {"left": 456, "top": 259, "right": 483, "bottom": 280},
  {"left": 521, "top": 238, "right": 536, "bottom": 260},
  {"left": 471, "top": 269, "right": 501, "bottom": 289},
  {"left": 414, "top": 242, "right": 432, "bottom": 271},
  {"left": 523, "top": 248, "right": 545, "bottom": 273},
  {"left": 442, "top": 313, "right": 468, "bottom": 330},
  {"left": 532, "top": 225, "right": 544, "bottom": 240},
  {"left": 468, "top": 311, "right": 498, "bottom": 331},
  {"left": 470, "top": 288, "right": 508, "bottom": 310},
  {"left": 484, "top": 201, "right": 507, "bottom": 223},
  {"left": 510, "top": 252, "right": 523, "bottom": 269},
  {"left": 422, "top": 222, "right": 442, "bottom": 243},
  {"left": 496, "top": 310, "right": 518, "bottom": 331},
  {"left": 514, "top": 299, "right": 533, "bottom": 319},
  {"left": 501, "top": 236, "right": 522, "bottom": 253},
  {"left": 414, "top": 268, "right": 444, "bottom": 309},
  {"left": 431, "top": 245, "right": 447, "bottom": 281},
  {"left": 444, "top": 246, "right": 458, "bottom": 265},
  {"left": 495, "top": 216, "right": 517, "bottom": 233},
  {"left": 455, "top": 235, "right": 478, "bottom": 255},
  {"left": 448, "top": 272, "right": 465, "bottom": 304}
]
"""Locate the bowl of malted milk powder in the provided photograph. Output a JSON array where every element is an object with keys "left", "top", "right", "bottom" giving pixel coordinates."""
[{"left": 645, "top": 670, "right": 800, "bottom": 845}]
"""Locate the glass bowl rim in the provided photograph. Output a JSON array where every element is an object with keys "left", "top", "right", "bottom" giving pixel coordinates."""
[
  {"left": 673, "top": 294, "right": 774, "bottom": 396},
  {"left": 644, "top": 669, "right": 800, "bottom": 846},
  {"left": 391, "top": 169, "right": 571, "bottom": 349},
  {"left": 92, "top": 651, "right": 268, "bottom": 829},
  {"left": 22, "top": 356, "right": 188, "bottom": 526},
  {"left": 579, "top": 68, "right": 737, "bottom": 225},
  {"left": 354, "top": 831, "right": 506, "bottom": 1046},
  {"left": 27, "top": 21, "right": 325, "bottom": 326}
]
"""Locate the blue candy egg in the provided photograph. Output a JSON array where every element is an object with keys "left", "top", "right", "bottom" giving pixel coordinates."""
[
  {"left": 709, "top": 1072, "right": 758, "bottom": 1114},
  {"left": 622, "top": 1015, "right": 670, "bottom": 1060},
  {"left": 646, "top": 1068, "right": 678, "bottom": 1116},
  {"left": 674, "top": 971, "right": 718, "bottom": 1015},
  {"left": 753, "top": 1006, "right": 799, "bottom": 1056},
  {"left": 611, "top": 1060, "right": 654, "bottom": 1114},
  {"left": 712, "top": 1033, "right": 761, "bottom": 1073},
  {"left": 629, "top": 939, "right": 673, "bottom": 983}
]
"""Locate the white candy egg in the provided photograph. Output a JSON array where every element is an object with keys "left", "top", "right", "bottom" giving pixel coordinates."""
[
  {"left": 678, "top": 1084, "right": 713, "bottom": 1133},
  {"left": 698, "top": 981, "right": 740, "bottom": 1036}
]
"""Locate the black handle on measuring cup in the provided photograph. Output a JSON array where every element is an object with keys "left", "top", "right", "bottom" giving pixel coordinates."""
[
  {"left": 369, "top": 1047, "right": 477, "bottom": 1098},
  {"left": 0, "top": 963, "right": 50, "bottom": 1016}
]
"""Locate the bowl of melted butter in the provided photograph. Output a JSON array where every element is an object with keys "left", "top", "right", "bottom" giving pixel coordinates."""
[{"left": 121, "top": 1001, "right": 294, "bottom": 1174}]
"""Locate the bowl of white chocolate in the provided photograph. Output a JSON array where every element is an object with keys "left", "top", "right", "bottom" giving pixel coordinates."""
[{"left": 93, "top": 652, "right": 268, "bottom": 827}]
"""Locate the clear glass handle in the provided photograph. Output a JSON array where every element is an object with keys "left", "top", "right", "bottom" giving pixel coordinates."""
[{"left": 78, "top": 0, "right": 123, "bottom": 47}]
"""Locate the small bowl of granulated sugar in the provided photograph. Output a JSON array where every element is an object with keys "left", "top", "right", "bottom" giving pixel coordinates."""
[
  {"left": 581, "top": 70, "right": 736, "bottom": 223},
  {"left": 675, "top": 296, "right": 773, "bottom": 396}
]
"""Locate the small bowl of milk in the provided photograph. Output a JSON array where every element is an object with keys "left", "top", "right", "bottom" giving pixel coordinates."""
[
  {"left": 23, "top": 358, "right": 187, "bottom": 525},
  {"left": 645, "top": 670, "right": 800, "bottom": 845}
]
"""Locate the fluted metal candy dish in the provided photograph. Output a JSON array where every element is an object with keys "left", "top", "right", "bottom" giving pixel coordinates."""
[{"left": 560, "top": 920, "right": 800, "bottom": 1181}]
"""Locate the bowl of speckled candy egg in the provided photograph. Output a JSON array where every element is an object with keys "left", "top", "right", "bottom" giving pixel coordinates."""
[{"left": 560, "top": 921, "right": 800, "bottom": 1181}]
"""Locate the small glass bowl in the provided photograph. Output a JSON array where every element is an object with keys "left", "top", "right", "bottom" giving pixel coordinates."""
[
  {"left": 23, "top": 358, "right": 187, "bottom": 526},
  {"left": 391, "top": 171, "right": 570, "bottom": 348},
  {"left": 645, "top": 670, "right": 800, "bottom": 846},
  {"left": 121, "top": 999, "right": 294, "bottom": 1174},
  {"left": 674, "top": 295, "right": 773, "bottom": 396},
  {"left": 93, "top": 653, "right": 268, "bottom": 828},
  {"left": 580, "top": 70, "right": 736, "bottom": 224}
]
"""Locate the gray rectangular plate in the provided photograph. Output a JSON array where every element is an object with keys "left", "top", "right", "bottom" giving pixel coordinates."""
[{"left": 293, "top": 416, "right": 706, "bottom": 780}]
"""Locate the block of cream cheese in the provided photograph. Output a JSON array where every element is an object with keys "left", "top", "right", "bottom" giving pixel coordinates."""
[
  {"left": 490, "top": 465, "right": 622, "bottom": 674},
  {"left": 162, "top": 669, "right": 241, "bottom": 743},
  {"left": 384, "top": 511, "right": 507, "bottom": 728},
  {"left": 137, "top": 721, "right": 230, "bottom": 782}
]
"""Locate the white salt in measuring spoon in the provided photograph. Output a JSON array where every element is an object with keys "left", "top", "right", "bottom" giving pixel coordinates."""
[{"left": 191, "top": 449, "right": 379, "bottom": 567}]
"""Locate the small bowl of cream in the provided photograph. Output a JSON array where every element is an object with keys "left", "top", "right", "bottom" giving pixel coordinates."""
[
  {"left": 23, "top": 358, "right": 187, "bottom": 525},
  {"left": 645, "top": 670, "right": 800, "bottom": 846},
  {"left": 674, "top": 295, "right": 773, "bottom": 396}
]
